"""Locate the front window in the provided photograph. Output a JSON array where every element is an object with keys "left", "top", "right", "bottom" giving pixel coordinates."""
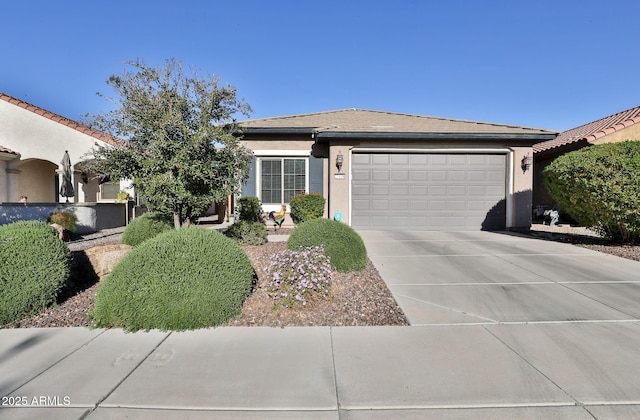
[{"left": 261, "top": 158, "right": 306, "bottom": 204}]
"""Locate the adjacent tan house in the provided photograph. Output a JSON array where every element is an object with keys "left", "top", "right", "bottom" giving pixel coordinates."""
[
  {"left": 238, "top": 109, "right": 557, "bottom": 231},
  {"left": 0, "top": 92, "right": 132, "bottom": 231},
  {"left": 533, "top": 105, "right": 640, "bottom": 209}
]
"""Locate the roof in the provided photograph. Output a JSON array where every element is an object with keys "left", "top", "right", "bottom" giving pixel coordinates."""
[
  {"left": 0, "top": 92, "right": 118, "bottom": 146},
  {"left": 0, "top": 145, "right": 19, "bottom": 155},
  {"left": 534, "top": 105, "right": 640, "bottom": 153},
  {"left": 238, "top": 109, "right": 557, "bottom": 140}
]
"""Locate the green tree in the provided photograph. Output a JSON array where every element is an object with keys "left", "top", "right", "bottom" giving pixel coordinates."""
[{"left": 88, "top": 58, "right": 253, "bottom": 228}]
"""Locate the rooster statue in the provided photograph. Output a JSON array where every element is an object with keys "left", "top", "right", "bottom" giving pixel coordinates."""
[{"left": 268, "top": 204, "right": 287, "bottom": 231}]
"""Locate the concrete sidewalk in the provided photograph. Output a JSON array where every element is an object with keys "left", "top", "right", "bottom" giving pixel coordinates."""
[
  {"left": 2, "top": 230, "right": 640, "bottom": 418},
  {"left": 2, "top": 324, "right": 640, "bottom": 419}
]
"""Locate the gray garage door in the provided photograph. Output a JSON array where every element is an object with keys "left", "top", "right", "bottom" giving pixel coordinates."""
[{"left": 351, "top": 153, "right": 506, "bottom": 230}]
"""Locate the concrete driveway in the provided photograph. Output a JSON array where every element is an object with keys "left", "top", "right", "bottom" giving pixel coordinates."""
[{"left": 360, "top": 230, "right": 640, "bottom": 326}]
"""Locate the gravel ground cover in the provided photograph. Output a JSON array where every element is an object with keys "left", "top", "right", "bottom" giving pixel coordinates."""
[
  {"left": 16, "top": 227, "right": 408, "bottom": 328},
  {"left": 12, "top": 224, "right": 640, "bottom": 328}
]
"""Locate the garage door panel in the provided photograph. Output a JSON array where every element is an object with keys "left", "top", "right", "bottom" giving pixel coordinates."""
[
  {"left": 391, "top": 170, "right": 409, "bottom": 180},
  {"left": 372, "top": 185, "right": 390, "bottom": 195},
  {"left": 410, "top": 200, "right": 427, "bottom": 210},
  {"left": 372, "top": 170, "right": 389, "bottom": 181},
  {"left": 391, "top": 185, "right": 410, "bottom": 195},
  {"left": 352, "top": 184, "right": 370, "bottom": 195},
  {"left": 410, "top": 185, "right": 427, "bottom": 195},
  {"left": 448, "top": 200, "right": 466, "bottom": 210},
  {"left": 410, "top": 155, "right": 428, "bottom": 165},
  {"left": 372, "top": 154, "right": 390, "bottom": 165},
  {"left": 390, "top": 154, "right": 409, "bottom": 165},
  {"left": 391, "top": 200, "right": 408, "bottom": 210},
  {"left": 486, "top": 185, "right": 506, "bottom": 196},
  {"left": 449, "top": 171, "right": 466, "bottom": 181},
  {"left": 411, "top": 171, "right": 428, "bottom": 181},
  {"left": 372, "top": 200, "right": 389, "bottom": 210},
  {"left": 487, "top": 170, "right": 505, "bottom": 181},
  {"left": 352, "top": 153, "right": 506, "bottom": 230},
  {"left": 352, "top": 199, "right": 371, "bottom": 210},
  {"left": 447, "top": 185, "right": 466, "bottom": 196},
  {"left": 352, "top": 154, "right": 371, "bottom": 165},
  {"left": 352, "top": 170, "right": 370, "bottom": 181}
]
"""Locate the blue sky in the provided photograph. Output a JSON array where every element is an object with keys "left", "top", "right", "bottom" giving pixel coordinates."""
[{"left": 2, "top": 0, "right": 639, "bottom": 132}]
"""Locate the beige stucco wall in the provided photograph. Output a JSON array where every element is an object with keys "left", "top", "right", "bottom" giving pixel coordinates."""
[
  {"left": 591, "top": 124, "right": 640, "bottom": 145},
  {"left": 0, "top": 99, "right": 113, "bottom": 203},
  {"left": 14, "top": 159, "right": 58, "bottom": 202},
  {"left": 241, "top": 134, "right": 536, "bottom": 230},
  {"left": 509, "top": 147, "right": 534, "bottom": 229}
]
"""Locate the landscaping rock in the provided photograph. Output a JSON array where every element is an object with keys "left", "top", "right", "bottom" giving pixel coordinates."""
[{"left": 84, "top": 244, "right": 132, "bottom": 278}]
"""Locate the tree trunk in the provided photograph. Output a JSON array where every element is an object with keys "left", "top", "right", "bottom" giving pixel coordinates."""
[{"left": 173, "top": 212, "right": 182, "bottom": 229}]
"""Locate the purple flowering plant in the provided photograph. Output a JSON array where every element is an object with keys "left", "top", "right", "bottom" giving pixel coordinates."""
[{"left": 265, "top": 246, "right": 332, "bottom": 308}]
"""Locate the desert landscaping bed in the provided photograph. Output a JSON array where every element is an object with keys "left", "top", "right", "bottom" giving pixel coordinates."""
[
  {"left": 16, "top": 228, "right": 409, "bottom": 328},
  {"left": 14, "top": 224, "right": 640, "bottom": 329}
]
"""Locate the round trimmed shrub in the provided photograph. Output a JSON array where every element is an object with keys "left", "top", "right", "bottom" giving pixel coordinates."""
[
  {"left": 225, "top": 221, "right": 267, "bottom": 245},
  {"left": 121, "top": 212, "right": 172, "bottom": 246},
  {"left": 544, "top": 141, "right": 640, "bottom": 243},
  {"left": 287, "top": 218, "right": 367, "bottom": 272},
  {"left": 0, "top": 221, "right": 71, "bottom": 326},
  {"left": 91, "top": 227, "right": 255, "bottom": 331}
]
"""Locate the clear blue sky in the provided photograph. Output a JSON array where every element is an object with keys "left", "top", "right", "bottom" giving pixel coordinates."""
[{"left": 2, "top": 0, "right": 639, "bottom": 132}]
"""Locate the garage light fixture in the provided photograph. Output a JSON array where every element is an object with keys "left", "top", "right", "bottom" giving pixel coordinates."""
[
  {"left": 521, "top": 154, "right": 533, "bottom": 172},
  {"left": 336, "top": 153, "right": 344, "bottom": 172}
]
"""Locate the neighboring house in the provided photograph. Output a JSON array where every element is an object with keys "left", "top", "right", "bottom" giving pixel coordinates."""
[
  {"left": 238, "top": 109, "right": 556, "bottom": 231},
  {"left": 0, "top": 92, "right": 132, "bottom": 231},
  {"left": 0, "top": 92, "right": 126, "bottom": 203},
  {"left": 533, "top": 105, "right": 640, "bottom": 210}
]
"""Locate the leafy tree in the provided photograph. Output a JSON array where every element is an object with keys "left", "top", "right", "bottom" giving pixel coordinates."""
[
  {"left": 543, "top": 141, "right": 640, "bottom": 243},
  {"left": 87, "top": 58, "right": 253, "bottom": 228}
]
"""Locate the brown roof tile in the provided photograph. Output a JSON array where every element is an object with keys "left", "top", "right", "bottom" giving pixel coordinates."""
[
  {"left": 534, "top": 105, "right": 640, "bottom": 153},
  {"left": 239, "top": 109, "right": 557, "bottom": 138},
  {"left": 0, "top": 92, "right": 119, "bottom": 146},
  {"left": 0, "top": 145, "right": 19, "bottom": 155}
]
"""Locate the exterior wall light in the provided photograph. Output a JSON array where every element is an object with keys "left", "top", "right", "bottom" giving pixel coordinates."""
[
  {"left": 521, "top": 154, "right": 533, "bottom": 173},
  {"left": 336, "top": 154, "right": 344, "bottom": 172}
]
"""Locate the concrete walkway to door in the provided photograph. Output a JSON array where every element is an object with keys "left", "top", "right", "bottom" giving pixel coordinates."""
[{"left": 361, "top": 230, "right": 640, "bottom": 325}]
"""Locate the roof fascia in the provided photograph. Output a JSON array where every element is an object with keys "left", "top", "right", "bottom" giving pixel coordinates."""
[{"left": 315, "top": 131, "right": 557, "bottom": 141}]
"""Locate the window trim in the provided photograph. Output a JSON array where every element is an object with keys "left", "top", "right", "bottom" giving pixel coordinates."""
[{"left": 256, "top": 155, "right": 309, "bottom": 212}]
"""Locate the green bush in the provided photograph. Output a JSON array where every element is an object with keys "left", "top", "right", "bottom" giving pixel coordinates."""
[
  {"left": 0, "top": 221, "right": 71, "bottom": 326},
  {"left": 48, "top": 211, "right": 78, "bottom": 233},
  {"left": 121, "top": 212, "right": 172, "bottom": 246},
  {"left": 290, "top": 193, "right": 325, "bottom": 224},
  {"left": 544, "top": 141, "right": 640, "bottom": 243},
  {"left": 238, "top": 196, "right": 264, "bottom": 222},
  {"left": 225, "top": 221, "right": 267, "bottom": 245},
  {"left": 90, "top": 227, "right": 255, "bottom": 331},
  {"left": 287, "top": 218, "right": 367, "bottom": 272}
]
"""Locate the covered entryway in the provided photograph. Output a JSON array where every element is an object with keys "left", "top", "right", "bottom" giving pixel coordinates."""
[{"left": 351, "top": 152, "right": 507, "bottom": 230}]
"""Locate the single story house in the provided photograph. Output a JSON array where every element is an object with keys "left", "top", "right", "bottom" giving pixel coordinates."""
[
  {"left": 533, "top": 105, "right": 640, "bottom": 210},
  {"left": 238, "top": 109, "right": 557, "bottom": 231},
  {"left": 0, "top": 92, "right": 132, "bottom": 231}
]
